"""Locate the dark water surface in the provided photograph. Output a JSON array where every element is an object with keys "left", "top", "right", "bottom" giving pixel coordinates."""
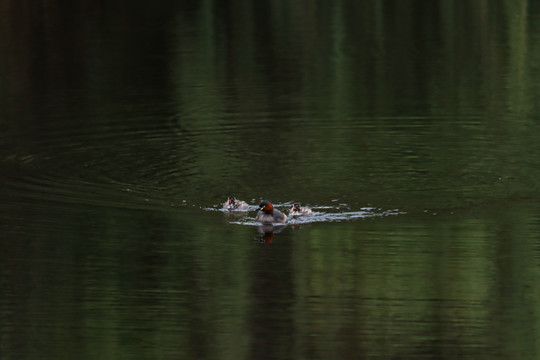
[{"left": 3, "top": 2, "right": 540, "bottom": 359}]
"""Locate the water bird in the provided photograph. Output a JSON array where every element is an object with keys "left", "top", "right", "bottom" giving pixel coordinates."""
[
  {"left": 255, "top": 200, "right": 288, "bottom": 223},
  {"left": 223, "top": 196, "right": 250, "bottom": 210},
  {"left": 289, "top": 203, "right": 313, "bottom": 216}
]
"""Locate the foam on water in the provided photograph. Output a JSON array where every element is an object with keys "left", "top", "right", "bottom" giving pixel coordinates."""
[{"left": 211, "top": 203, "right": 405, "bottom": 225}]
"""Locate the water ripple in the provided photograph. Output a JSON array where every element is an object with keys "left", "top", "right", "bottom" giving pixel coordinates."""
[{"left": 212, "top": 205, "right": 404, "bottom": 225}]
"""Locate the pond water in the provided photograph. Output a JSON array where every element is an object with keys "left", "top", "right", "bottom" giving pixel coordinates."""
[{"left": 2, "top": 2, "right": 540, "bottom": 359}]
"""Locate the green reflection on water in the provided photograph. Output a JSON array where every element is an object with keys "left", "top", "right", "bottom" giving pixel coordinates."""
[
  {"left": 2, "top": 1, "right": 540, "bottom": 359},
  {"left": 3, "top": 202, "right": 540, "bottom": 359}
]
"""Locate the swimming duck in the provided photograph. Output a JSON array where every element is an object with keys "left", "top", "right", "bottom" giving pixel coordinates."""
[
  {"left": 255, "top": 200, "right": 288, "bottom": 224},
  {"left": 223, "top": 196, "right": 250, "bottom": 210},
  {"left": 289, "top": 203, "right": 314, "bottom": 216}
]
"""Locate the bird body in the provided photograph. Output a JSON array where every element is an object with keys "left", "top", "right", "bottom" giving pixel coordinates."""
[
  {"left": 255, "top": 200, "right": 287, "bottom": 223},
  {"left": 223, "top": 196, "right": 250, "bottom": 210},
  {"left": 289, "top": 203, "right": 313, "bottom": 216}
]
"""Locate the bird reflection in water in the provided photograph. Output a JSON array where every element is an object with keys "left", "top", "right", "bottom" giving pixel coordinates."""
[{"left": 256, "top": 224, "right": 286, "bottom": 245}]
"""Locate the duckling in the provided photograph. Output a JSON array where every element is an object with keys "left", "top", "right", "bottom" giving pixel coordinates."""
[
  {"left": 289, "top": 203, "right": 313, "bottom": 216},
  {"left": 255, "top": 200, "right": 288, "bottom": 224},
  {"left": 223, "top": 196, "right": 250, "bottom": 210}
]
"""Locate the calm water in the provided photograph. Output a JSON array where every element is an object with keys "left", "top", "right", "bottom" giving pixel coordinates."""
[{"left": 2, "top": 2, "right": 540, "bottom": 359}]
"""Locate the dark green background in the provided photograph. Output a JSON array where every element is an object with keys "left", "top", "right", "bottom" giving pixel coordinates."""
[{"left": 1, "top": 2, "right": 540, "bottom": 359}]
